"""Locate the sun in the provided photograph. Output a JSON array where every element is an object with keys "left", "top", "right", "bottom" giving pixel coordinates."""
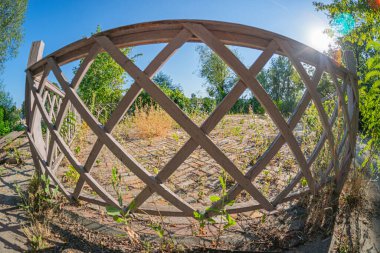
[{"left": 308, "top": 26, "right": 335, "bottom": 52}]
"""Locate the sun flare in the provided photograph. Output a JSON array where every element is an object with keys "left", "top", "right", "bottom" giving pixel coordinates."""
[{"left": 308, "top": 26, "right": 335, "bottom": 52}]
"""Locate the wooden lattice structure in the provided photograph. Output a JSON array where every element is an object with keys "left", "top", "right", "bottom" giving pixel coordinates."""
[{"left": 25, "top": 20, "right": 358, "bottom": 217}]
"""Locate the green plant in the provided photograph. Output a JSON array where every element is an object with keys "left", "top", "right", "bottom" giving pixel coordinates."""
[
  {"left": 16, "top": 173, "right": 59, "bottom": 251},
  {"left": 16, "top": 174, "right": 59, "bottom": 217},
  {"left": 359, "top": 41, "right": 380, "bottom": 175},
  {"left": 193, "top": 173, "right": 236, "bottom": 245},
  {"left": 22, "top": 221, "right": 51, "bottom": 251},
  {"left": 172, "top": 132, "right": 180, "bottom": 144},
  {"left": 106, "top": 167, "right": 136, "bottom": 227},
  {"left": 63, "top": 165, "right": 80, "bottom": 184},
  {"left": 74, "top": 146, "right": 81, "bottom": 155},
  {"left": 301, "top": 177, "right": 308, "bottom": 188},
  {"left": 230, "top": 126, "right": 242, "bottom": 137},
  {"left": 148, "top": 222, "right": 165, "bottom": 238}
]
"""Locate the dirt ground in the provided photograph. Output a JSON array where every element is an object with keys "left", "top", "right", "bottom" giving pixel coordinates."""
[{"left": 0, "top": 128, "right": 378, "bottom": 252}]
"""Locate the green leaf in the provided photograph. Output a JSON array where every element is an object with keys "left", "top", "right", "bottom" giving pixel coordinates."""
[
  {"left": 113, "top": 215, "right": 124, "bottom": 223},
  {"left": 106, "top": 205, "right": 120, "bottom": 216},
  {"left": 209, "top": 195, "right": 221, "bottom": 203},
  {"left": 193, "top": 211, "right": 202, "bottom": 219}
]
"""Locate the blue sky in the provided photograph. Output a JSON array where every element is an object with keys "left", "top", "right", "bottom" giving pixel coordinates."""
[{"left": 2, "top": 0, "right": 331, "bottom": 106}]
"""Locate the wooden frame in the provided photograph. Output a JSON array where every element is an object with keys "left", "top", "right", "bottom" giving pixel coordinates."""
[{"left": 25, "top": 20, "right": 358, "bottom": 217}]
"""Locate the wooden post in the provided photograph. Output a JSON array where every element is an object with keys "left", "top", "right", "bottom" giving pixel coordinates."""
[
  {"left": 26, "top": 41, "right": 45, "bottom": 174},
  {"left": 335, "top": 50, "right": 358, "bottom": 194}
]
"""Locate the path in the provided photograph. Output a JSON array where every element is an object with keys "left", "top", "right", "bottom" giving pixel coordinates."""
[{"left": 0, "top": 132, "right": 34, "bottom": 252}]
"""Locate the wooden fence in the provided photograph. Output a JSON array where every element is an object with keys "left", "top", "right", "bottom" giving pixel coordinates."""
[{"left": 25, "top": 20, "right": 358, "bottom": 217}]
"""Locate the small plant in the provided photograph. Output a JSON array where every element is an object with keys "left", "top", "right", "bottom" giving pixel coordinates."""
[
  {"left": 22, "top": 221, "right": 51, "bottom": 251},
  {"left": 16, "top": 173, "right": 60, "bottom": 251},
  {"left": 300, "top": 177, "right": 308, "bottom": 188},
  {"left": 193, "top": 173, "right": 236, "bottom": 245},
  {"left": 105, "top": 167, "right": 140, "bottom": 244},
  {"left": 172, "top": 132, "right": 180, "bottom": 144},
  {"left": 74, "top": 146, "right": 81, "bottom": 155},
  {"left": 230, "top": 126, "right": 242, "bottom": 137},
  {"left": 149, "top": 222, "right": 165, "bottom": 238},
  {"left": 16, "top": 174, "right": 59, "bottom": 217},
  {"left": 63, "top": 165, "right": 80, "bottom": 184},
  {"left": 111, "top": 166, "right": 123, "bottom": 206}
]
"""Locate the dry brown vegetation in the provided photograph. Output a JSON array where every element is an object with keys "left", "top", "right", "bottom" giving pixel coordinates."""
[{"left": 133, "top": 105, "right": 174, "bottom": 139}]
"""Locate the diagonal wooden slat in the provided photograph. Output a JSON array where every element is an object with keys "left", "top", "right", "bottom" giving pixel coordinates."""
[
  {"left": 28, "top": 71, "right": 121, "bottom": 207},
  {"left": 277, "top": 40, "right": 339, "bottom": 176},
  {"left": 95, "top": 35, "right": 274, "bottom": 211},
  {"left": 129, "top": 40, "right": 279, "bottom": 211},
  {"left": 73, "top": 29, "right": 193, "bottom": 199},
  {"left": 26, "top": 20, "right": 358, "bottom": 217},
  {"left": 183, "top": 23, "right": 316, "bottom": 194},
  {"left": 272, "top": 99, "right": 340, "bottom": 205},
  {"left": 47, "top": 57, "right": 195, "bottom": 215},
  {"left": 46, "top": 43, "right": 101, "bottom": 171}
]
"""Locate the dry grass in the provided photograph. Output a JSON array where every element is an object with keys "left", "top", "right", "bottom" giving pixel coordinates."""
[
  {"left": 22, "top": 220, "right": 51, "bottom": 251},
  {"left": 133, "top": 105, "right": 174, "bottom": 139}
]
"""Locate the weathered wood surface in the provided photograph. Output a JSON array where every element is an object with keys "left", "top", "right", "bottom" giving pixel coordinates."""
[{"left": 25, "top": 20, "right": 358, "bottom": 217}]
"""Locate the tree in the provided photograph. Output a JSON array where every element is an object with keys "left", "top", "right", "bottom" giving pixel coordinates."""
[
  {"left": 133, "top": 72, "right": 189, "bottom": 112},
  {"left": 0, "top": 0, "right": 27, "bottom": 73},
  {"left": 258, "top": 56, "right": 303, "bottom": 116},
  {"left": 75, "top": 26, "right": 131, "bottom": 123},
  {"left": 313, "top": 0, "right": 380, "bottom": 84},
  {"left": 196, "top": 46, "right": 237, "bottom": 103},
  {"left": 314, "top": 1, "right": 380, "bottom": 172},
  {"left": 0, "top": 83, "right": 21, "bottom": 136},
  {"left": 153, "top": 72, "right": 179, "bottom": 90}
]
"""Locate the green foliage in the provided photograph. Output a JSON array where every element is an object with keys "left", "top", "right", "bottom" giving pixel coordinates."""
[
  {"left": 360, "top": 41, "right": 380, "bottom": 173},
  {"left": 16, "top": 173, "right": 59, "bottom": 218},
  {"left": 0, "top": 83, "right": 21, "bottom": 136},
  {"left": 105, "top": 166, "right": 136, "bottom": 225},
  {"left": 314, "top": 1, "right": 380, "bottom": 173},
  {"left": 197, "top": 45, "right": 237, "bottom": 103},
  {"left": 313, "top": 0, "right": 380, "bottom": 89},
  {"left": 63, "top": 165, "right": 80, "bottom": 184},
  {"left": 0, "top": 0, "right": 27, "bottom": 73},
  {"left": 0, "top": 0, "right": 25, "bottom": 135},
  {"left": 258, "top": 56, "right": 304, "bottom": 116},
  {"left": 313, "top": 0, "right": 379, "bottom": 48},
  {"left": 193, "top": 174, "right": 236, "bottom": 233},
  {"left": 75, "top": 26, "right": 133, "bottom": 123}
]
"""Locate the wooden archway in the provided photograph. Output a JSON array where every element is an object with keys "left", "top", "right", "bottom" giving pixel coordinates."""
[{"left": 25, "top": 20, "right": 359, "bottom": 217}]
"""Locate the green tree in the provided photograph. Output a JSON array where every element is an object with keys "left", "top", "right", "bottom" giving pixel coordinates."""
[
  {"left": 258, "top": 56, "right": 303, "bottom": 116},
  {"left": 314, "top": 1, "right": 380, "bottom": 173},
  {"left": 153, "top": 72, "right": 179, "bottom": 90},
  {"left": 360, "top": 41, "right": 380, "bottom": 172},
  {"left": 196, "top": 46, "right": 237, "bottom": 103},
  {"left": 0, "top": 83, "right": 21, "bottom": 136},
  {"left": 75, "top": 26, "right": 132, "bottom": 123},
  {"left": 313, "top": 0, "right": 380, "bottom": 85},
  {"left": 0, "top": 0, "right": 27, "bottom": 73}
]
